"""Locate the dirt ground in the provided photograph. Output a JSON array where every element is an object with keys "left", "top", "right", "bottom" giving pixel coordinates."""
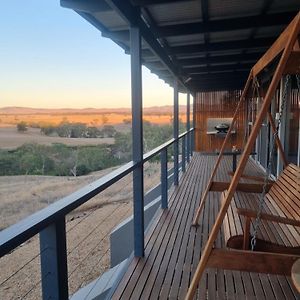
[
  {"left": 0, "top": 162, "right": 161, "bottom": 299},
  {"left": 0, "top": 126, "right": 115, "bottom": 149}
]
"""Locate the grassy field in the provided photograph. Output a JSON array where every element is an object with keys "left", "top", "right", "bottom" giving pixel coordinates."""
[
  {"left": 0, "top": 108, "right": 181, "bottom": 297},
  {"left": 0, "top": 162, "right": 161, "bottom": 299},
  {"left": 0, "top": 110, "right": 186, "bottom": 149},
  {"left": 0, "top": 126, "right": 115, "bottom": 149},
  {"left": 0, "top": 112, "right": 186, "bottom": 127}
]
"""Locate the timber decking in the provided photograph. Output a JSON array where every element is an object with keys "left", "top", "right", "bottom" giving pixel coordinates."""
[{"left": 112, "top": 154, "right": 300, "bottom": 299}]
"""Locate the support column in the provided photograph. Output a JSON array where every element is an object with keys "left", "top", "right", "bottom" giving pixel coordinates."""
[
  {"left": 187, "top": 92, "right": 191, "bottom": 162},
  {"left": 192, "top": 94, "right": 196, "bottom": 154},
  {"left": 173, "top": 79, "right": 179, "bottom": 186},
  {"left": 40, "top": 218, "right": 68, "bottom": 300},
  {"left": 130, "top": 26, "right": 144, "bottom": 257},
  {"left": 277, "top": 76, "right": 290, "bottom": 176}
]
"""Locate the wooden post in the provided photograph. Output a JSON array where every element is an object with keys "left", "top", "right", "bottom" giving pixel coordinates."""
[
  {"left": 243, "top": 217, "right": 251, "bottom": 250},
  {"left": 192, "top": 72, "right": 253, "bottom": 225},
  {"left": 186, "top": 13, "right": 300, "bottom": 300}
]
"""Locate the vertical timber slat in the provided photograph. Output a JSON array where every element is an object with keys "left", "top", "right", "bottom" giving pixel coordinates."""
[
  {"left": 192, "top": 72, "right": 253, "bottom": 225},
  {"left": 277, "top": 76, "right": 290, "bottom": 175},
  {"left": 192, "top": 93, "right": 196, "bottom": 154},
  {"left": 187, "top": 93, "right": 191, "bottom": 163}
]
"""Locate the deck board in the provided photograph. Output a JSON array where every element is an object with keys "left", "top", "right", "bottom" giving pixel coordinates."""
[{"left": 112, "top": 154, "right": 300, "bottom": 299}]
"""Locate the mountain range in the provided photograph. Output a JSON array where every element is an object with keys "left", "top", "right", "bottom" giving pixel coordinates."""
[{"left": 0, "top": 106, "right": 187, "bottom": 115}]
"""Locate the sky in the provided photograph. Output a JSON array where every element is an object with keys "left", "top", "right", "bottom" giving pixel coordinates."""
[{"left": 0, "top": 0, "right": 188, "bottom": 109}]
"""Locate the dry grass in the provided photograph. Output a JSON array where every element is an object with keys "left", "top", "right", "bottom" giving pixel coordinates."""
[
  {"left": 0, "top": 162, "right": 161, "bottom": 299},
  {"left": 0, "top": 127, "right": 114, "bottom": 149},
  {"left": 0, "top": 112, "right": 186, "bottom": 127},
  {"left": 0, "top": 111, "right": 187, "bottom": 149}
]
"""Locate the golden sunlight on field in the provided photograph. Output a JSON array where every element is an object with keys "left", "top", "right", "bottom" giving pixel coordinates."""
[
  {"left": 0, "top": 112, "right": 186, "bottom": 127},
  {"left": 0, "top": 127, "right": 115, "bottom": 149},
  {"left": 0, "top": 109, "right": 187, "bottom": 149}
]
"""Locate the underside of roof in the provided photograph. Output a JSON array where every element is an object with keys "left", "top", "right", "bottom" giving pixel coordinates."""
[{"left": 61, "top": 0, "right": 300, "bottom": 93}]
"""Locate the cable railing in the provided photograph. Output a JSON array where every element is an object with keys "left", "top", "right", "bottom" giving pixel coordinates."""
[{"left": 0, "top": 128, "right": 194, "bottom": 299}]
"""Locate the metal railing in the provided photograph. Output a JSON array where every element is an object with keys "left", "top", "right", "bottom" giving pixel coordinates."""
[{"left": 0, "top": 128, "right": 194, "bottom": 299}]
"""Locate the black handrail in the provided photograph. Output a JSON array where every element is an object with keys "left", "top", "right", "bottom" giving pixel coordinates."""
[{"left": 0, "top": 128, "right": 194, "bottom": 257}]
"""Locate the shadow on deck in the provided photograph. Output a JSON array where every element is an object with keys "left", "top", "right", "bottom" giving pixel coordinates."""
[{"left": 112, "top": 153, "right": 299, "bottom": 299}]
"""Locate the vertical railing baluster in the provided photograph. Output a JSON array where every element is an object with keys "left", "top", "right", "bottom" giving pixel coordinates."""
[
  {"left": 161, "top": 147, "right": 168, "bottom": 209},
  {"left": 182, "top": 136, "right": 186, "bottom": 172},
  {"left": 40, "top": 218, "right": 68, "bottom": 300}
]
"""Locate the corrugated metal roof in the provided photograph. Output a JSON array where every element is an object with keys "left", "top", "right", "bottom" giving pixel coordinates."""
[
  {"left": 61, "top": 0, "right": 300, "bottom": 92},
  {"left": 270, "top": 0, "right": 300, "bottom": 13},
  {"left": 209, "top": 29, "right": 252, "bottom": 43},
  {"left": 94, "top": 11, "right": 128, "bottom": 31},
  {"left": 148, "top": 1, "right": 202, "bottom": 25},
  {"left": 166, "top": 34, "right": 205, "bottom": 46},
  {"left": 254, "top": 25, "right": 286, "bottom": 38},
  {"left": 209, "top": 0, "right": 263, "bottom": 19}
]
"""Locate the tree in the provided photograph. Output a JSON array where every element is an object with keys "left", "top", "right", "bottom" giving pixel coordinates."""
[
  {"left": 40, "top": 125, "right": 56, "bottom": 136},
  {"left": 123, "top": 118, "right": 131, "bottom": 125},
  {"left": 113, "top": 131, "right": 132, "bottom": 161},
  {"left": 86, "top": 126, "right": 101, "bottom": 138},
  {"left": 17, "top": 121, "right": 28, "bottom": 132},
  {"left": 70, "top": 123, "right": 86, "bottom": 138},
  {"left": 102, "top": 125, "right": 116, "bottom": 137},
  {"left": 56, "top": 122, "right": 72, "bottom": 137},
  {"left": 101, "top": 114, "right": 108, "bottom": 125}
]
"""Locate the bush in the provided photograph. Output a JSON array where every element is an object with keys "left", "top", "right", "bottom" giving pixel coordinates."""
[
  {"left": 41, "top": 122, "right": 103, "bottom": 138},
  {"left": 0, "top": 143, "right": 121, "bottom": 177},
  {"left": 41, "top": 125, "right": 56, "bottom": 136},
  {"left": 102, "top": 125, "right": 116, "bottom": 137},
  {"left": 17, "top": 121, "right": 28, "bottom": 132}
]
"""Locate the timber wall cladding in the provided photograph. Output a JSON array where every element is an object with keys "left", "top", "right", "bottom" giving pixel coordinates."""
[
  {"left": 195, "top": 90, "right": 246, "bottom": 152},
  {"left": 289, "top": 89, "right": 300, "bottom": 155}
]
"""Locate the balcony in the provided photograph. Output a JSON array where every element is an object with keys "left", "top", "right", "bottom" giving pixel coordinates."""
[
  {"left": 1, "top": 1, "right": 300, "bottom": 299},
  {"left": 111, "top": 154, "right": 299, "bottom": 299}
]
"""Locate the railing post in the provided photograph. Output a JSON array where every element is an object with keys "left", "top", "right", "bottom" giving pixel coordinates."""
[
  {"left": 39, "top": 218, "right": 68, "bottom": 300},
  {"left": 187, "top": 92, "right": 190, "bottom": 163},
  {"left": 182, "top": 136, "right": 186, "bottom": 172},
  {"left": 192, "top": 94, "right": 196, "bottom": 155},
  {"left": 173, "top": 79, "right": 179, "bottom": 186},
  {"left": 130, "top": 26, "right": 144, "bottom": 257},
  {"left": 161, "top": 147, "right": 168, "bottom": 209}
]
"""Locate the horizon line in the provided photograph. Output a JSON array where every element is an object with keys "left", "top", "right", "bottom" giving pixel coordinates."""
[{"left": 0, "top": 104, "right": 188, "bottom": 110}]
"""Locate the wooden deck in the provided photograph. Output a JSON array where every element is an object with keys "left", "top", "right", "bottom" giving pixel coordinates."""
[{"left": 112, "top": 153, "right": 300, "bottom": 299}]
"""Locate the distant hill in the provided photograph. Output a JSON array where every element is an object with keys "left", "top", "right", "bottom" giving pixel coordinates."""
[{"left": 0, "top": 105, "right": 187, "bottom": 115}]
